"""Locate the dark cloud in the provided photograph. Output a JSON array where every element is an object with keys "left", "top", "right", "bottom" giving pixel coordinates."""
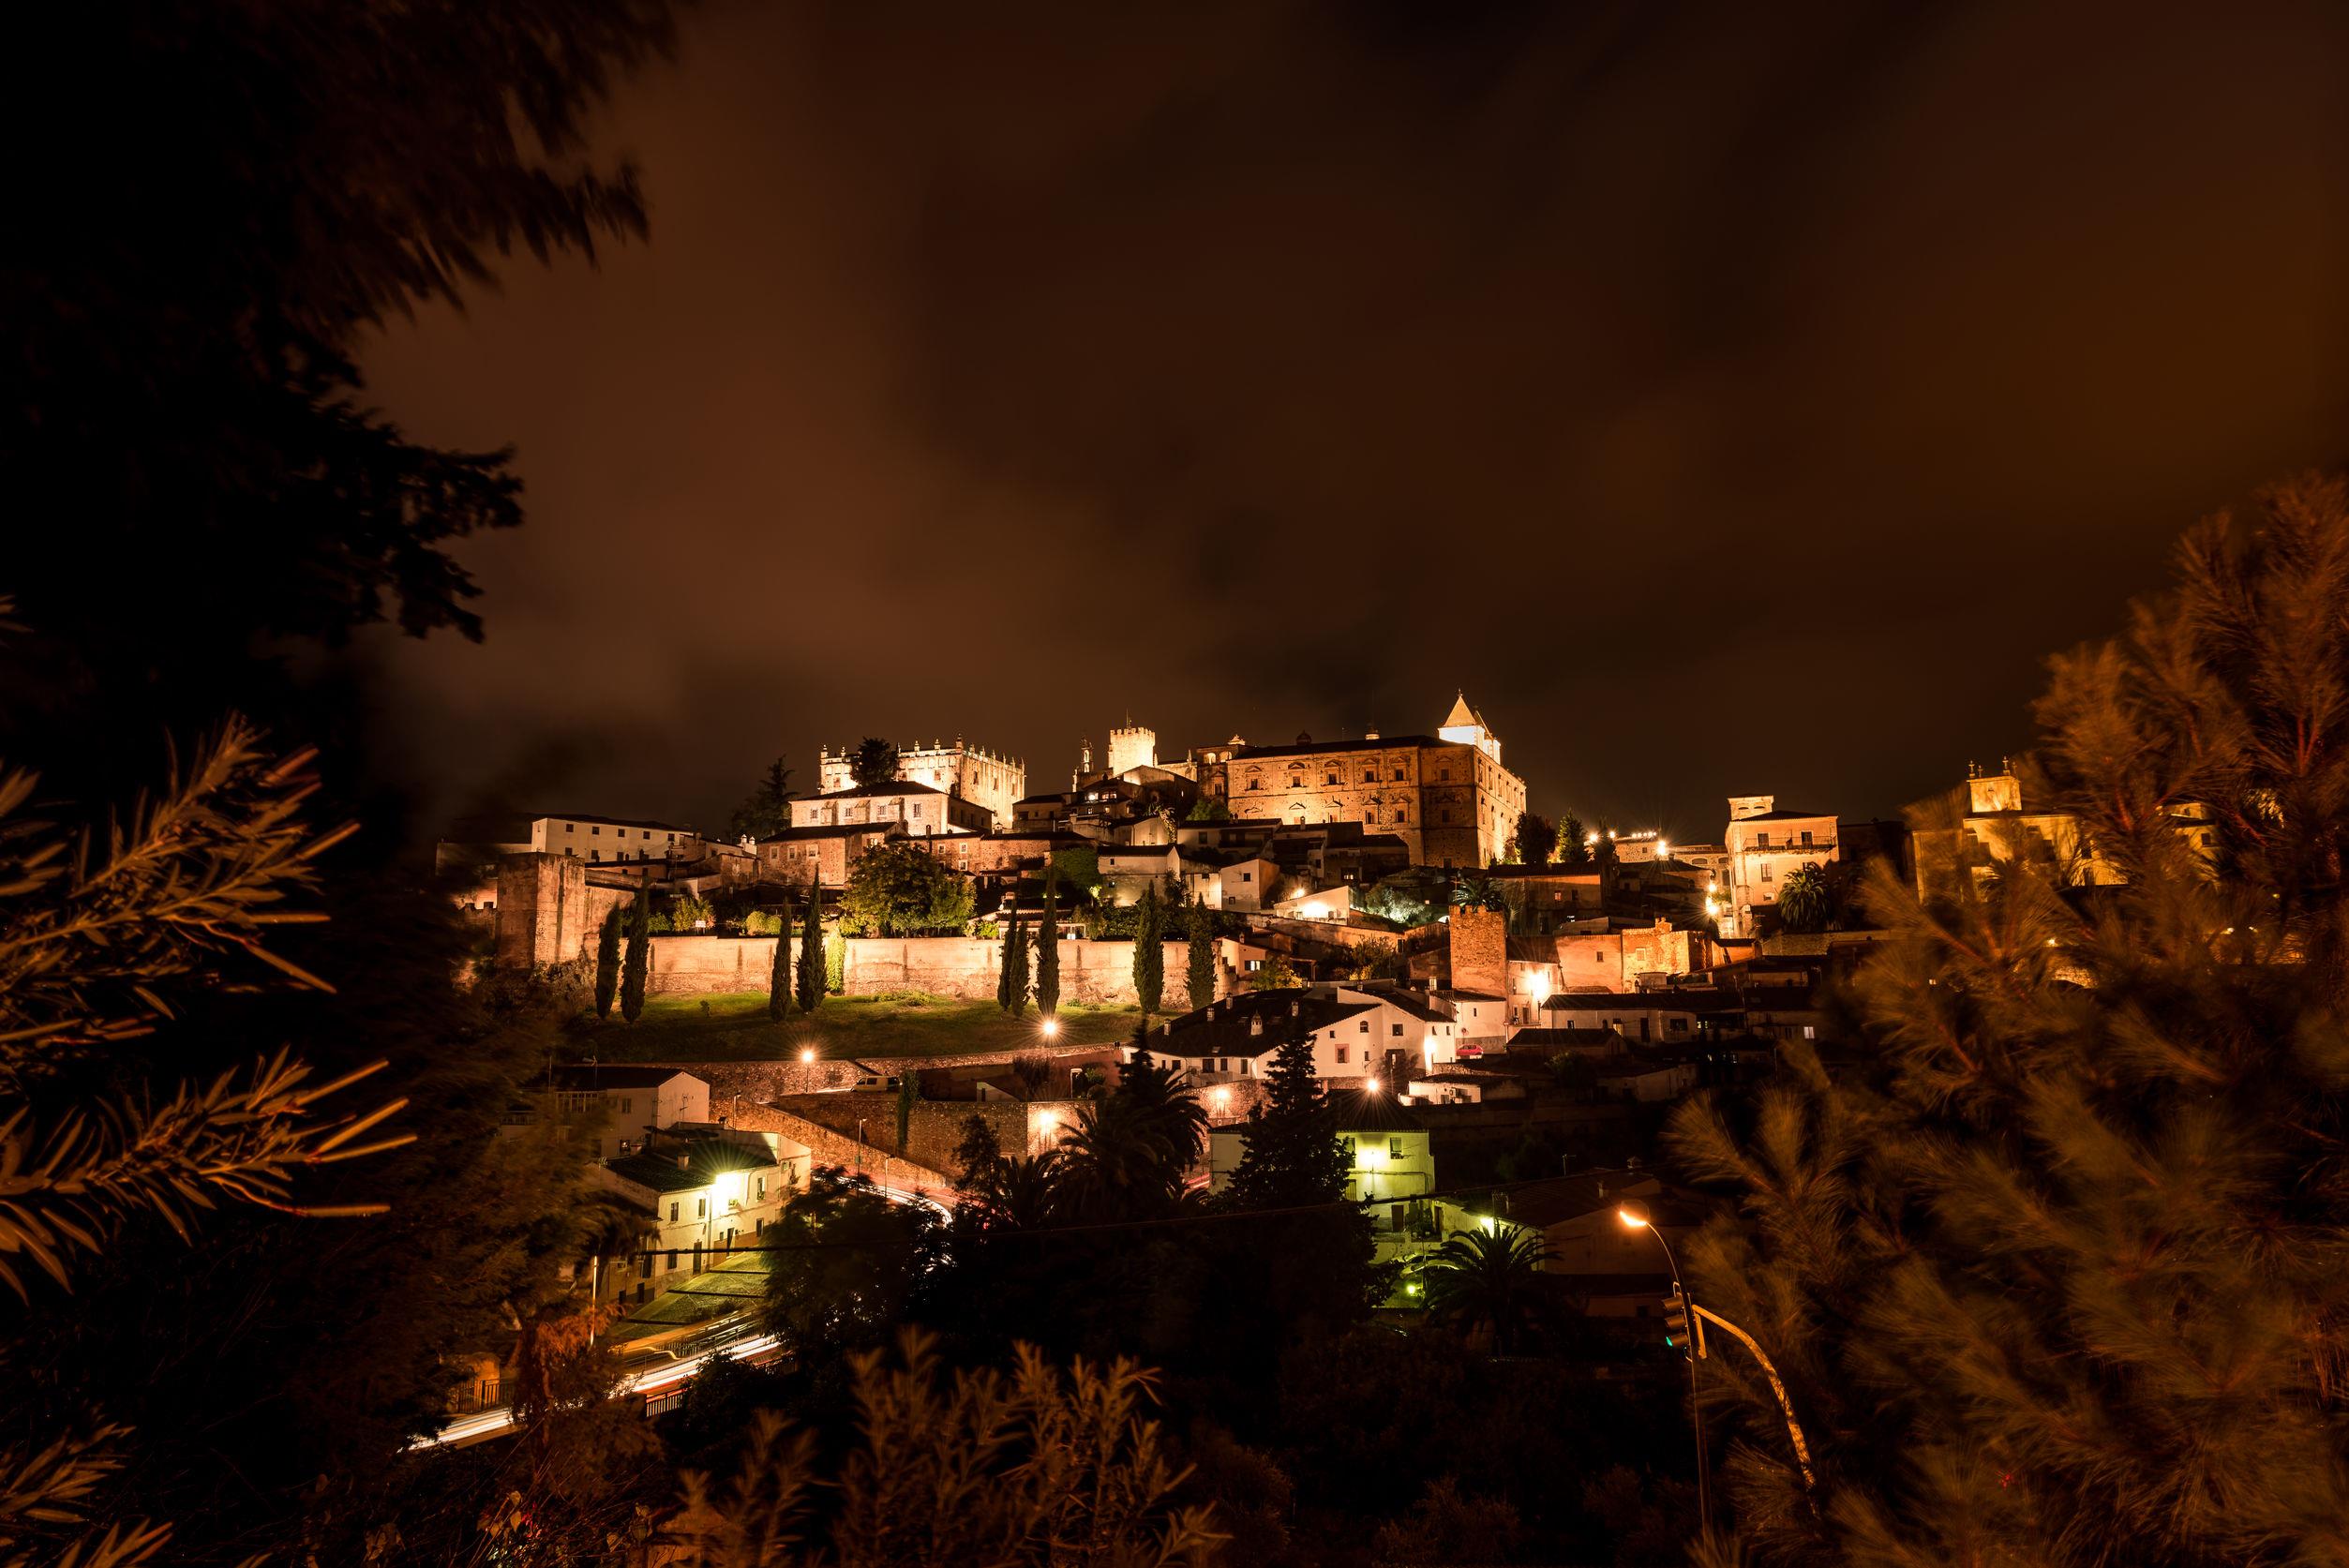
[{"left": 362, "top": 0, "right": 2349, "bottom": 842}]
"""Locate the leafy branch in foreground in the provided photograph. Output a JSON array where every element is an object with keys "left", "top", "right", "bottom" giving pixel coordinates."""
[
  {"left": 0, "top": 717, "right": 357, "bottom": 1070},
  {"left": 0, "top": 703, "right": 406, "bottom": 1563},
  {"left": 670, "top": 1327, "right": 1226, "bottom": 1568},
  {"left": 0, "top": 1051, "right": 409, "bottom": 1301}
]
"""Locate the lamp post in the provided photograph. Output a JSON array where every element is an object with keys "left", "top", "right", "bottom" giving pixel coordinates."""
[
  {"left": 1618, "top": 1201, "right": 1819, "bottom": 1519},
  {"left": 1618, "top": 1199, "right": 1709, "bottom": 1531}
]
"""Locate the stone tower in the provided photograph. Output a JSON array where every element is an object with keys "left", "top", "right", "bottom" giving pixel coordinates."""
[{"left": 1107, "top": 722, "right": 1158, "bottom": 777}]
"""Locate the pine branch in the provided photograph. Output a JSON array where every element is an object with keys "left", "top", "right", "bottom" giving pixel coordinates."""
[
  {"left": 0, "top": 720, "right": 354, "bottom": 1075},
  {"left": 0, "top": 1053, "right": 410, "bottom": 1300}
]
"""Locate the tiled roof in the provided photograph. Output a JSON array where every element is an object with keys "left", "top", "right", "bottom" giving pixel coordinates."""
[
  {"left": 812, "top": 781, "right": 944, "bottom": 799},
  {"left": 757, "top": 822, "right": 905, "bottom": 844},
  {"left": 540, "top": 1066, "right": 699, "bottom": 1091},
  {"left": 605, "top": 1139, "right": 769, "bottom": 1195},
  {"left": 1148, "top": 990, "right": 1375, "bottom": 1059},
  {"left": 1231, "top": 734, "right": 1444, "bottom": 760}
]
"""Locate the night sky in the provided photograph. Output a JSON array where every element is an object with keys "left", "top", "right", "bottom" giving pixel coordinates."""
[{"left": 362, "top": 1, "right": 2349, "bottom": 844}]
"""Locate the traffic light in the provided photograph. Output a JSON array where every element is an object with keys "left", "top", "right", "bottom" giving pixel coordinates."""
[{"left": 1662, "top": 1287, "right": 1692, "bottom": 1355}]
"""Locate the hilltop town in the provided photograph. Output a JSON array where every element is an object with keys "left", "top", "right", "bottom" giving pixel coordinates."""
[{"left": 441, "top": 690, "right": 2169, "bottom": 1333}]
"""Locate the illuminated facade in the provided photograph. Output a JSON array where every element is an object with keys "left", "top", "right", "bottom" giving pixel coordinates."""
[
  {"left": 818, "top": 739, "right": 1026, "bottom": 829},
  {"left": 1721, "top": 794, "right": 1839, "bottom": 938},
  {"left": 1199, "top": 693, "right": 1527, "bottom": 868}
]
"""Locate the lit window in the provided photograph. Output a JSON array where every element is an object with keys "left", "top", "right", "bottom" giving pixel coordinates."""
[{"left": 1388, "top": 1137, "right": 1404, "bottom": 1159}]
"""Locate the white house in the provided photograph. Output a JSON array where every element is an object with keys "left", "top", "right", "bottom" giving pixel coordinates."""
[
  {"left": 1132, "top": 982, "right": 1468, "bottom": 1090},
  {"left": 788, "top": 781, "right": 991, "bottom": 837},
  {"left": 592, "top": 1129, "right": 806, "bottom": 1307},
  {"left": 505, "top": 1066, "right": 711, "bottom": 1163},
  {"left": 529, "top": 814, "right": 705, "bottom": 866}
]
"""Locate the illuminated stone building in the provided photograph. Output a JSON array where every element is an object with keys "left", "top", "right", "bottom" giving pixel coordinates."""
[
  {"left": 817, "top": 738, "right": 1025, "bottom": 829},
  {"left": 1721, "top": 794, "right": 1839, "bottom": 938},
  {"left": 1194, "top": 693, "right": 1527, "bottom": 868}
]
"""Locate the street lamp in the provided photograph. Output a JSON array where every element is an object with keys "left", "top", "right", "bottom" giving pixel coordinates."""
[
  {"left": 799, "top": 1047, "right": 815, "bottom": 1065},
  {"left": 1620, "top": 1201, "right": 1818, "bottom": 1508},
  {"left": 1040, "top": 1017, "right": 1059, "bottom": 1040},
  {"left": 1620, "top": 1200, "right": 1708, "bottom": 1530}
]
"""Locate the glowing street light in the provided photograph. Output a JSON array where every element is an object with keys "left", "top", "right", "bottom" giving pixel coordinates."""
[
  {"left": 799, "top": 1048, "right": 815, "bottom": 1065},
  {"left": 1040, "top": 1017, "right": 1060, "bottom": 1040},
  {"left": 1365, "top": 1076, "right": 1382, "bottom": 1095},
  {"left": 1620, "top": 1200, "right": 1707, "bottom": 1524},
  {"left": 1618, "top": 1200, "right": 1817, "bottom": 1505}
]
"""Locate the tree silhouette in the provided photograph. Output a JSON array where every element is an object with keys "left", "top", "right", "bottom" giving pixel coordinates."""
[
  {"left": 1186, "top": 896, "right": 1218, "bottom": 1010},
  {"left": 594, "top": 904, "right": 622, "bottom": 1019},
  {"left": 728, "top": 756, "right": 794, "bottom": 841},
  {"left": 1511, "top": 811, "right": 1558, "bottom": 869},
  {"left": 794, "top": 883, "right": 825, "bottom": 1016},
  {"left": 1423, "top": 1226, "right": 1551, "bottom": 1355},
  {"left": 1132, "top": 883, "right": 1166, "bottom": 1022},
  {"left": 619, "top": 887, "right": 651, "bottom": 1023},
  {"left": 1773, "top": 861, "right": 1833, "bottom": 933},
  {"left": 849, "top": 737, "right": 900, "bottom": 788},
  {"left": 1671, "top": 474, "right": 2349, "bottom": 1564}
]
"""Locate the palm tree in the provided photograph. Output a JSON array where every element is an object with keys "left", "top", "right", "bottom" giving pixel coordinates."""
[
  {"left": 1773, "top": 860, "right": 1833, "bottom": 933},
  {"left": 963, "top": 1149, "right": 1063, "bottom": 1232},
  {"left": 1423, "top": 1225, "right": 1551, "bottom": 1355}
]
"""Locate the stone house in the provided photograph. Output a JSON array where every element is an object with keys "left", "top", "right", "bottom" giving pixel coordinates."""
[
  {"left": 756, "top": 820, "right": 904, "bottom": 889},
  {"left": 789, "top": 781, "right": 990, "bottom": 836}
]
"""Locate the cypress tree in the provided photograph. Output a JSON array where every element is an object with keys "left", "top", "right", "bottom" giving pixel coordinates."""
[
  {"left": 1132, "top": 883, "right": 1164, "bottom": 1022},
  {"left": 1186, "top": 895, "right": 1216, "bottom": 1011},
  {"left": 794, "top": 880, "right": 824, "bottom": 1015},
  {"left": 997, "top": 906, "right": 1027, "bottom": 1017},
  {"left": 766, "top": 911, "right": 789, "bottom": 1022},
  {"left": 825, "top": 923, "right": 846, "bottom": 993},
  {"left": 894, "top": 1068, "right": 918, "bottom": 1154},
  {"left": 618, "top": 887, "right": 650, "bottom": 1023},
  {"left": 592, "top": 904, "right": 621, "bottom": 1020},
  {"left": 1035, "top": 866, "right": 1060, "bottom": 1020},
  {"left": 1671, "top": 477, "right": 2349, "bottom": 1565}
]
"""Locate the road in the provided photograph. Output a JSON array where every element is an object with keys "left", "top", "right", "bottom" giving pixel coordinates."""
[{"left": 409, "top": 1182, "right": 948, "bottom": 1451}]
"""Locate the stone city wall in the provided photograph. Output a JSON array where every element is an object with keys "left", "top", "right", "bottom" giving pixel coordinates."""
[
  {"left": 725, "top": 1100, "right": 958, "bottom": 1200},
  {"left": 644, "top": 934, "right": 1189, "bottom": 1004}
]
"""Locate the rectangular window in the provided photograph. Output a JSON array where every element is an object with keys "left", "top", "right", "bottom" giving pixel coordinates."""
[
  {"left": 619, "top": 1098, "right": 632, "bottom": 1114},
  {"left": 1761, "top": 864, "right": 1773, "bottom": 882},
  {"left": 668, "top": 1202, "right": 679, "bottom": 1222},
  {"left": 666, "top": 1250, "right": 678, "bottom": 1271},
  {"left": 1754, "top": 832, "right": 1769, "bottom": 847},
  {"left": 1391, "top": 1023, "right": 1403, "bottom": 1037},
  {"left": 756, "top": 1176, "right": 767, "bottom": 1201},
  {"left": 1337, "top": 1045, "right": 1350, "bottom": 1064},
  {"left": 697, "top": 1198, "right": 708, "bottom": 1218},
  {"left": 591, "top": 825, "right": 602, "bottom": 835},
  {"left": 1388, "top": 1137, "right": 1404, "bottom": 1159},
  {"left": 1392, "top": 769, "right": 1404, "bottom": 781},
  {"left": 1800, "top": 830, "right": 1814, "bottom": 846}
]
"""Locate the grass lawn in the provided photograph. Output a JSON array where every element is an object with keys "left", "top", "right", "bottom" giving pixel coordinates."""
[
  {"left": 608, "top": 1251, "right": 771, "bottom": 1342},
  {"left": 585, "top": 991, "right": 1143, "bottom": 1064}
]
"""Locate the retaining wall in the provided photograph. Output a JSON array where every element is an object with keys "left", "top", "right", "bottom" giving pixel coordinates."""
[{"left": 645, "top": 934, "right": 1191, "bottom": 1005}]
